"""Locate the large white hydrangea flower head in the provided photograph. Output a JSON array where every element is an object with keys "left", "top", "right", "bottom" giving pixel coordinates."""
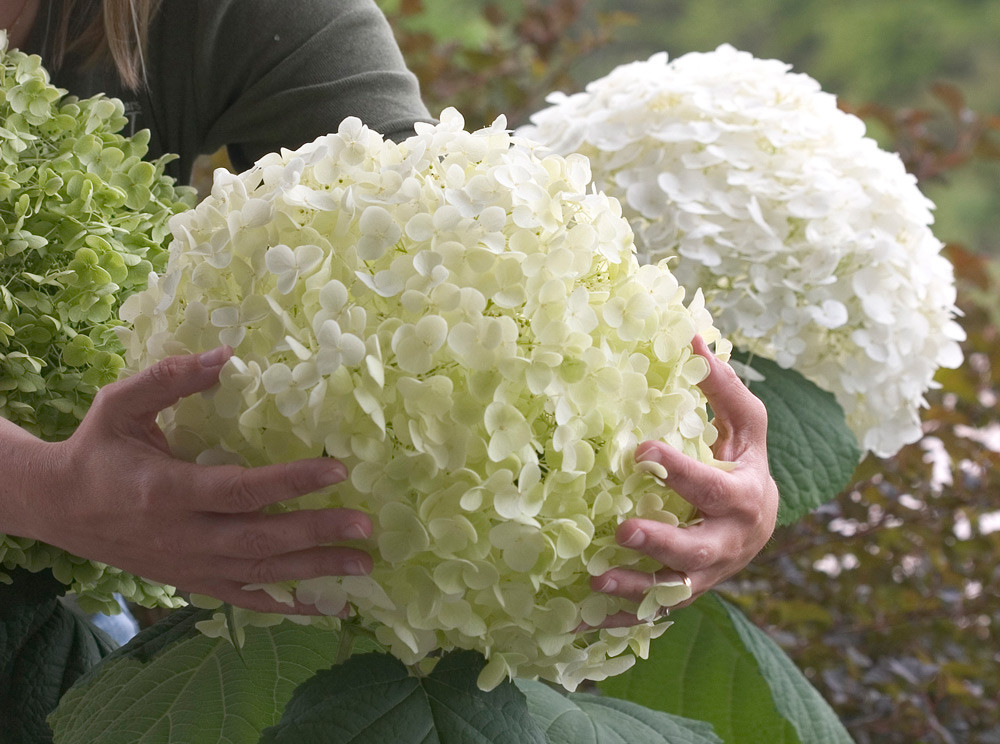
[
  {"left": 519, "top": 45, "right": 965, "bottom": 457},
  {"left": 120, "top": 109, "right": 730, "bottom": 690}
]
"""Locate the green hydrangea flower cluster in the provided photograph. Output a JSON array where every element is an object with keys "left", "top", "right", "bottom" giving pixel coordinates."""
[{"left": 0, "top": 33, "right": 194, "bottom": 612}]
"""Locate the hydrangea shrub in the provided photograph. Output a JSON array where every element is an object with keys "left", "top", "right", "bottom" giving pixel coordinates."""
[
  {"left": 519, "top": 45, "right": 965, "bottom": 457},
  {"left": 120, "top": 109, "right": 730, "bottom": 689},
  {"left": 0, "top": 34, "right": 193, "bottom": 611}
]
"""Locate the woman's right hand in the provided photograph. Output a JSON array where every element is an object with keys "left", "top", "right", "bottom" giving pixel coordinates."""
[{"left": 5, "top": 347, "right": 370, "bottom": 614}]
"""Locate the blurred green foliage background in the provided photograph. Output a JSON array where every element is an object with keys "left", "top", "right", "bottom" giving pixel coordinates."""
[
  {"left": 382, "top": 0, "right": 1000, "bottom": 258},
  {"left": 575, "top": 0, "right": 1000, "bottom": 258},
  {"left": 377, "top": 1, "right": 1000, "bottom": 742}
]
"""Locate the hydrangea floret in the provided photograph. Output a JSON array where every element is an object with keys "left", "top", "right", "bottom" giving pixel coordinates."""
[
  {"left": 0, "top": 33, "right": 194, "bottom": 611},
  {"left": 518, "top": 44, "right": 965, "bottom": 457},
  {"left": 120, "top": 109, "right": 730, "bottom": 690}
]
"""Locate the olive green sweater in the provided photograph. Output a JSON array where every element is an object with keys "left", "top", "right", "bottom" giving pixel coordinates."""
[{"left": 26, "top": 0, "right": 432, "bottom": 182}]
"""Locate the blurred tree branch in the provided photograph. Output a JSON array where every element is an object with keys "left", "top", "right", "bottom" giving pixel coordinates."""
[{"left": 381, "top": 0, "right": 634, "bottom": 128}]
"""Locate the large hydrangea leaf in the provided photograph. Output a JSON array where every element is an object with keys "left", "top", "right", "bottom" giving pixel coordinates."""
[
  {"left": 734, "top": 351, "right": 860, "bottom": 525},
  {"left": 599, "top": 593, "right": 854, "bottom": 744},
  {"left": 516, "top": 679, "right": 722, "bottom": 744},
  {"left": 48, "top": 607, "right": 347, "bottom": 744},
  {"left": 0, "top": 569, "right": 116, "bottom": 744},
  {"left": 259, "top": 650, "right": 547, "bottom": 744}
]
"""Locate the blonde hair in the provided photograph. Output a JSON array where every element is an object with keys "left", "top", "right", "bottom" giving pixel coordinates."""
[{"left": 51, "top": 0, "right": 162, "bottom": 90}]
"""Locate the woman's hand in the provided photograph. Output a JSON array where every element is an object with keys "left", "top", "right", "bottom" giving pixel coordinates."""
[
  {"left": 3, "top": 347, "right": 370, "bottom": 615},
  {"left": 592, "top": 335, "right": 779, "bottom": 625}
]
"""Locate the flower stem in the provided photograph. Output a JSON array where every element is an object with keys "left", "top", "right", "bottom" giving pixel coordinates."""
[{"left": 335, "top": 625, "right": 356, "bottom": 665}]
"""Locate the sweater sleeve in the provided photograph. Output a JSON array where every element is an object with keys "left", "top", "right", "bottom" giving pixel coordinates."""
[{"left": 143, "top": 0, "right": 433, "bottom": 178}]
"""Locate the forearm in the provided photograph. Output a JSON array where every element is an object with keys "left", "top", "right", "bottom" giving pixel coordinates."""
[{"left": 0, "top": 416, "right": 56, "bottom": 540}]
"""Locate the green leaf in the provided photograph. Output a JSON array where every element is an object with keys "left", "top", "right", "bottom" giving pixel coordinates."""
[
  {"left": 599, "top": 593, "right": 854, "bottom": 744},
  {"left": 260, "top": 649, "right": 548, "bottom": 744},
  {"left": 517, "top": 679, "right": 722, "bottom": 744},
  {"left": 733, "top": 351, "right": 860, "bottom": 525},
  {"left": 49, "top": 607, "right": 342, "bottom": 744},
  {"left": 0, "top": 568, "right": 116, "bottom": 744}
]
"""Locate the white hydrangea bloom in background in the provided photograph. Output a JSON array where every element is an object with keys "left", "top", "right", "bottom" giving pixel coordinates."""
[
  {"left": 519, "top": 45, "right": 965, "bottom": 457},
  {"left": 120, "top": 109, "right": 730, "bottom": 690}
]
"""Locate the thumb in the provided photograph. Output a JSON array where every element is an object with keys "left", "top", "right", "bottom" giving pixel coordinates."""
[{"left": 101, "top": 346, "right": 234, "bottom": 420}]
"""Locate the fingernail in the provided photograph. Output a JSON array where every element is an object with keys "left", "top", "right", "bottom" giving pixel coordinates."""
[
  {"left": 620, "top": 526, "right": 646, "bottom": 548},
  {"left": 321, "top": 461, "right": 348, "bottom": 484},
  {"left": 344, "top": 559, "right": 369, "bottom": 576},
  {"left": 199, "top": 345, "right": 232, "bottom": 367},
  {"left": 635, "top": 442, "right": 666, "bottom": 466},
  {"left": 345, "top": 522, "right": 370, "bottom": 540},
  {"left": 595, "top": 575, "right": 618, "bottom": 593}
]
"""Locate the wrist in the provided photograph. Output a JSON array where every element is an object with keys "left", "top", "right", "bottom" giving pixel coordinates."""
[{"left": 0, "top": 417, "right": 61, "bottom": 540}]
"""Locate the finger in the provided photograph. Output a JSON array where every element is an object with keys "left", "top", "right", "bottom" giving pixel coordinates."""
[
  {"left": 221, "top": 545, "right": 373, "bottom": 586},
  {"left": 200, "top": 458, "right": 349, "bottom": 513},
  {"left": 97, "top": 346, "right": 234, "bottom": 422},
  {"left": 614, "top": 518, "right": 719, "bottom": 571},
  {"left": 691, "top": 335, "right": 768, "bottom": 442},
  {"left": 194, "top": 581, "right": 327, "bottom": 615},
  {"left": 590, "top": 566, "right": 695, "bottom": 604},
  {"left": 635, "top": 440, "right": 741, "bottom": 515},
  {"left": 211, "top": 508, "right": 372, "bottom": 559},
  {"left": 577, "top": 610, "right": 641, "bottom": 631}
]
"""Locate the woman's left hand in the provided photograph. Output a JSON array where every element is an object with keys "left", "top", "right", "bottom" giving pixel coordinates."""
[{"left": 591, "top": 335, "right": 779, "bottom": 626}]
